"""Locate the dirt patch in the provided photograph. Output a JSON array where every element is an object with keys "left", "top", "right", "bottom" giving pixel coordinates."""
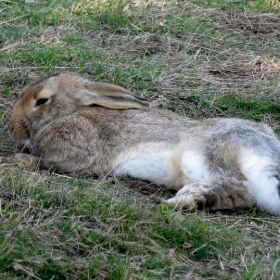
[
  {"left": 208, "top": 63, "right": 254, "bottom": 80},
  {"left": 201, "top": 56, "right": 280, "bottom": 86},
  {"left": 120, "top": 33, "right": 170, "bottom": 54},
  {"left": 120, "top": 177, "right": 175, "bottom": 198},
  {"left": 218, "top": 11, "right": 280, "bottom": 39},
  {"left": 84, "top": 29, "right": 174, "bottom": 54}
]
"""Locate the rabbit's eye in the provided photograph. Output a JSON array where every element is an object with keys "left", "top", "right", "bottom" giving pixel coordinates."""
[{"left": 35, "top": 98, "right": 49, "bottom": 107}]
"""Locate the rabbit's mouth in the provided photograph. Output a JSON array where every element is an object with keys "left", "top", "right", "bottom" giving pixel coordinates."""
[
  {"left": 8, "top": 119, "right": 31, "bottom": 146},
  {"left": 21, "top": 139, "right": 32, "bottom": 150}
]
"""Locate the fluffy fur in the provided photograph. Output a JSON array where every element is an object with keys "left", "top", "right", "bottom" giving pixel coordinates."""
[{"left": 9, "top": 72, "right": 280, "bottom": 215}]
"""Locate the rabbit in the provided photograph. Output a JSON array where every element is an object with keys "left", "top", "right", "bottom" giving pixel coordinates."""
[{"left": 8, "top": 72, "right": 280, "bottom": 215}]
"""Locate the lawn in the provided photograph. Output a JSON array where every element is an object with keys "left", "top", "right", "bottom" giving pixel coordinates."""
[{"left": 1, "top": 0, "right": 280, "bottom": 279}]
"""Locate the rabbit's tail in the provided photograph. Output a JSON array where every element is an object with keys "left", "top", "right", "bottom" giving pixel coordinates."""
[
  {"left": 240, "top": 150, "right": 280, "bottom": 215},
  {"left": 248, "top": 170, "right": 280, "bottom": 215}
]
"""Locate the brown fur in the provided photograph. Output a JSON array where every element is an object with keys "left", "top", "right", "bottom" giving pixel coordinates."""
[{"left": 9, "top": 72, "right": 280, "bottom": 215}]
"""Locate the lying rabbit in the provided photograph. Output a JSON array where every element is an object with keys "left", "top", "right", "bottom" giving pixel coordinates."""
[{"left": 9, "top": 72, "right": 280, "bottom": 215}]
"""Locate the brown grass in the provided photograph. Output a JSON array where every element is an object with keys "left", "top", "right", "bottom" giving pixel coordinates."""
[{"left": 1, "top": 2, "right": 280, "bottom": 279}]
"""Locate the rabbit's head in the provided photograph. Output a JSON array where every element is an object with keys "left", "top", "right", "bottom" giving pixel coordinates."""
[{"left": 9, "top": 72, "right": 150, "bottom": 147}]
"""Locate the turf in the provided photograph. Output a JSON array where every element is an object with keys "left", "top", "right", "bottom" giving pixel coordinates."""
[{"left": 1, "top": 0, "right": 280, "bottom": 279}]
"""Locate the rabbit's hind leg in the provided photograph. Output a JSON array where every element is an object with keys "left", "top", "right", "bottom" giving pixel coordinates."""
[
  {"left": 162, "top": 181, "right": 213, "bottom": 211},
  {"left": 239, "top": 151, "right": 280, "bottom": 215},
  {"left": 162, "top": 178, "right": 256, "bottom": 212}
]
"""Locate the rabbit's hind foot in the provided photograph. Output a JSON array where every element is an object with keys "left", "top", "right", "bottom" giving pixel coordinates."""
[
  {"left": 161, "top": 182, "right": 215, "bottom": 211},
  {"left": 161, "top": 179, "right": 256, "bottom": 212}
]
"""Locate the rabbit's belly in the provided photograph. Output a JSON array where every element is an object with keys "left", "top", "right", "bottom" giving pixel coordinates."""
[
  {"left": 112, "top": 143, "right": 180, "bottom": 188},
  {"left": 112, "top": 143, "right": 213, "bottom": 189}
]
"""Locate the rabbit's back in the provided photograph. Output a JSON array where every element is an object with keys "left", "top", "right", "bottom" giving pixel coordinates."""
[
  {"left": 31, "top": 107, "right": 195, "bottom": 174},
  {"left": 33, "top": 107, "right": 280, "bottom": 179}
]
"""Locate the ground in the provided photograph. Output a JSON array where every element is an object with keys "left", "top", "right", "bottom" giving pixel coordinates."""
[{"left": 0, "top": 0, "right": 280, "bottom": 279}]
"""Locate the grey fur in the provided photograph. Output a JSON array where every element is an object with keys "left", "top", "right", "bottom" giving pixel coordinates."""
[{"left": 8, "top": 72, "right": 280, "bottom": 215}]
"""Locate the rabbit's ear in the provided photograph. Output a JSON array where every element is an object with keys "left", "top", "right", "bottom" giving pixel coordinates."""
[{"left": 73, "top": 82, "right": 150, "bottom": 109}]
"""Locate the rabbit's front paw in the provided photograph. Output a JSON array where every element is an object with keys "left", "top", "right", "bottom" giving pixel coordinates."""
[{"left": 14, "top": 153, "right": 42, "bottom": 170}]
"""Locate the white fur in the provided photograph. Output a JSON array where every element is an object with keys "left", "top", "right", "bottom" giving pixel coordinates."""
[
  {"left": 240, "top": 149, "right": 280, "bottom": 215},
  {"left": 113, "top": 143, "right": 212, "bottom": 189},
  {"left": 113, "top": 143, "right": 176, "bottom": 187},
  {"left": 179, "top": 150, "right": 211, "bottom": 183},
  {"left": 22, "top": 139, "right": 32, "bottom": 149}
]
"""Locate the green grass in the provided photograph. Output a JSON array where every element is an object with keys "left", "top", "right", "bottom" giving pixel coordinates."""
[
  {"left": 0, "top": 167, "right": 267, "bottom": 279},
  {"left": 1, "top": 0, "right": 280, "bottom": 279}
]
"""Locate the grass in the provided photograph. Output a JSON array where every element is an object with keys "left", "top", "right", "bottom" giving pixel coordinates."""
[{"left": 1, "top": 0, "right": 280, "bottom": 279}]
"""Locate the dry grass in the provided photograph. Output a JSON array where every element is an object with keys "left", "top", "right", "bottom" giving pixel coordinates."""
[{"left": 1, "top": 0, "right": 280, "bottom": 279}]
